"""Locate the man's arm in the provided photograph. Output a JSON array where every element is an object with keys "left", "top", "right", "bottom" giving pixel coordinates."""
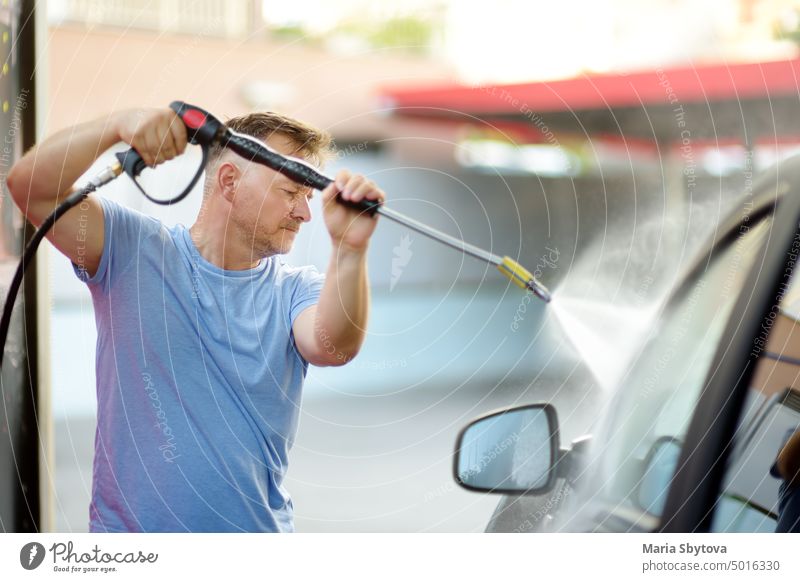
[
  {"left": 6, "top": 109, "right": 187, "bottom": 277},
  {"left": 293, "top": 170, "right": 383, "bottom": 367}
]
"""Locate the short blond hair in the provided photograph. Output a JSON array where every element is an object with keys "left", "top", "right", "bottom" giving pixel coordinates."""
[{"left": 210, "top": 111, "right": 333, "bottom": 167}]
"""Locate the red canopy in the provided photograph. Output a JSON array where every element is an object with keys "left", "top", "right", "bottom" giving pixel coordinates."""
[{"left": 381, "top": 59, "right": 800, "bottom": 116}]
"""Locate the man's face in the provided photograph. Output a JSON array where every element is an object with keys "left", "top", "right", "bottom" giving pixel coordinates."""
[{"left": 227, "top": 133, "right": 314, "bottom": 258}]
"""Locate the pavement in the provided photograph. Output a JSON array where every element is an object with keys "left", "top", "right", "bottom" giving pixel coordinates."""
[{"left": 51, "top": 370, "right": 599, "bottom": 533}]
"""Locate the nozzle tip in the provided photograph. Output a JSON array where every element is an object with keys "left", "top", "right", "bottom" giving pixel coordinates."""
[{"left": 527, "top": 279, "right": 552, "bottom": 303}]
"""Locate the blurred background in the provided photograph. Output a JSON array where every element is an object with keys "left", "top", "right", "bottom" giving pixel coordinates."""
[{"left": 5, "top": 0, "right": 800, "bottom": 532}]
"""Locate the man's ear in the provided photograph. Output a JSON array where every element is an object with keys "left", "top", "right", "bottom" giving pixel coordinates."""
[{"left": 216, "top": 161, "right": 239, "bottom": 203}]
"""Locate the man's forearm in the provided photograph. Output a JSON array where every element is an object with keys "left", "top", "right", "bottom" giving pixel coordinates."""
[
  {"left": 8, "top": 113, "right": 121, "bottom": 204},
  {"left": 314, "top": 246, "right": 369, "bottom": 362}
]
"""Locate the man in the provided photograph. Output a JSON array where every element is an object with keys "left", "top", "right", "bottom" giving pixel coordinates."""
[{"left": 7, "top": 108, "right": 384, "bottom": 532}]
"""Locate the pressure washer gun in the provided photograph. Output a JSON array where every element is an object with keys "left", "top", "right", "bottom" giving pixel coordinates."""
[{"left": 153, "top": 101, "right": 552, "bottom": 302}]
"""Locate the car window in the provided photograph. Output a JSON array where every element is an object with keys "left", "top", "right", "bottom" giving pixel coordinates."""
[{"left": 585, "top": 216, "right": 772, "bottom": 529}]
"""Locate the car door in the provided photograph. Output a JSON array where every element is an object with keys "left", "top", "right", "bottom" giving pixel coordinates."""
[
  {"left": 659, "top": 158, "right": 800, "bottom": 532},
  {"left": 561, "top": 199, "right": 777, "bottom": 532}
]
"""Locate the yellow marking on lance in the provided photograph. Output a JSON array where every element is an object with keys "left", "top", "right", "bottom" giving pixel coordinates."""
[{"left": 497, "top": 256, "right": 533, "bottom": 289}]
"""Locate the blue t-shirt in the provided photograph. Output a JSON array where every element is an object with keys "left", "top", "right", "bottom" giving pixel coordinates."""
[{"left": 73, "top": 197, "right": 325, "bottom": 532}]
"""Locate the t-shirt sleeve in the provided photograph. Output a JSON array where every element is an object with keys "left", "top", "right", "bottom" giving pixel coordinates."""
[
  {"left": 289, "top": 265, "right": 326, "bottom": 326},
  {"left": 72, "top": 196, "right": 149, "bottom": 292}
]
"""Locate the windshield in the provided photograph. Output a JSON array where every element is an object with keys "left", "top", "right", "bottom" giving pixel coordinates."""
[{"left": 582, "top": 215, "right": 772, "bottom": 528}]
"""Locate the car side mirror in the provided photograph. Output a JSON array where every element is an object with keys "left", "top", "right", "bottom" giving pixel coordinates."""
[{"left": 454, "top": 404, "right": 560, "bottom": 495}]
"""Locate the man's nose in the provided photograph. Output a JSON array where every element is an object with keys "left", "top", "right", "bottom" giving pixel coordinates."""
[{"left": 293, "top": 195, "right": 312, "bottom": 222}]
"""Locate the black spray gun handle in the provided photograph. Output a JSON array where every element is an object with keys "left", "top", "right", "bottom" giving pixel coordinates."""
[
  {"left": 116, "top": 101, "right": 219, "bottom": 178},
  {"left": 113, "top": 102, "right": 223, "bottom": 205},
  {"left": 116, "top": 102, "right": 226, "bottom": 173},
  {"left": 117, "top": 101, "right": 381, "bottom": 215}
]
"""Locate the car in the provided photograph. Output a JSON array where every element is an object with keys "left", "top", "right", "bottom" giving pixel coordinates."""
[{"left": 452, "top": 155, "right": 800, "bottom": 533}]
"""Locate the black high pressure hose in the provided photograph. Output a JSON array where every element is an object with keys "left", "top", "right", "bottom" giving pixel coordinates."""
[{"left": 0, "top": 184, "right": 98, "bottom": 370}]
